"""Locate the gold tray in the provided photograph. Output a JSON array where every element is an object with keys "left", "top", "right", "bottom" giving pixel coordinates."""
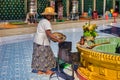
[{"left": 52, "top": 32, "right": 66, "bottom": 42}]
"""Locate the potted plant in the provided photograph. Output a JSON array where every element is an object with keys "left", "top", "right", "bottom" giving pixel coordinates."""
[{"left": 82, "top": 22, "right": 98, "bottom": 43}]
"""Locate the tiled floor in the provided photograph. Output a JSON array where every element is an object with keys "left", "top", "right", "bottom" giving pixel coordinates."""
[{"left": 0, "top": 22, "right": 119, "bottom": 80}]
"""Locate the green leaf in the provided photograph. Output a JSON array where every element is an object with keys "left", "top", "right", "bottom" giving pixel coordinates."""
[
  {"left": 83, "top": 31, "right": 91, "bottom": 37},
  {"left": 91, "top": 31, "right": 98, "bottom": 37}
]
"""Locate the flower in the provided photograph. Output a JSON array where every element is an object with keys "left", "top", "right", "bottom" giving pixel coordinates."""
[{"left": 82, "top": 23, "right": 98, "bottom": 41}]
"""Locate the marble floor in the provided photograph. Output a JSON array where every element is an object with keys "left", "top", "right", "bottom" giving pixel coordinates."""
[{"left": 0, "top": 22, "right": 119, "bottom": 80}]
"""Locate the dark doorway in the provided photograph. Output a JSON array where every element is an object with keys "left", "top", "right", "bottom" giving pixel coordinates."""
[{"left": 115, "top": 1, "right": 119, "bottom": 13}]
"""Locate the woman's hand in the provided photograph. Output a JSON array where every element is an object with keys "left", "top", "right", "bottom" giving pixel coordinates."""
[
  {"left": 46, "top": 30, "right": 65, "bottom": 42},
  {"left": 57, "top": 39, "right": 64, "bottom": 43}
]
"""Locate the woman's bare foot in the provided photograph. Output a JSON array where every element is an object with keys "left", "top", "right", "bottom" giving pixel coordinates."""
[
  {"left": 37, "top": 70, "right": 44, "bottom": 75},
  {"left": 45, "top": 70, "right": 55, "bottom": 75}
]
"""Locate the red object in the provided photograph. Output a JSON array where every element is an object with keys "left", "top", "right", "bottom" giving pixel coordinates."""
[
  {"left": 112, "top": 12, "right": 118, "bottom": 23},
  {"left": 92, "top": 11, "right": 98, "bottom": 19},
  {"left": 105, "top": 15, "right": 109, "bottom": 20},
  {"left": 76, "top": 70, "right": 87, "bottom": 80},
  {"left": 112, "top": 12, "right": 118, "bottom": 17}
]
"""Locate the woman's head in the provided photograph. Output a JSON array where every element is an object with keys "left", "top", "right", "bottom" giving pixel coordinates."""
[
  {"left": 44, "top": 15, "right": 54, "bottom": 20},
  {"left": 41, "top": 7, "right": 57, "bottom": 20}
]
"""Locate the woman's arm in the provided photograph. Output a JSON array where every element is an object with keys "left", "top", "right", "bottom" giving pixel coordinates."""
[{"left": 45, "top": 30, "right": 63, "bottom": 43}]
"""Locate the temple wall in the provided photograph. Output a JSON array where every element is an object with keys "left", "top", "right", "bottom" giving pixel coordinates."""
[{"left": 1, "top": 0, "right": 120, "bottom": 20}]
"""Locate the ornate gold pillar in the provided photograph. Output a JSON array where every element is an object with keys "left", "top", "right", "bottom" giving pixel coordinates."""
[
  {"left": 24, "top": 0, "right": 28, "bottom": 14},
  {"left": 81, "top": 0, "right": 84, "bottom": 14},
  {"left": 93, "top": 0, "right": 96, "bottom": 11},
  {"left": 103, "top": 0, "right": 106, "bottom": 15},
  {"left": 113, "top": 0, "right": 115, "bottom": 9},
  {"left": 66, "top": 0, "right": 70, "bottom": 19}
]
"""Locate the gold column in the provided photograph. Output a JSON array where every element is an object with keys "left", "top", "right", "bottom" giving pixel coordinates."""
[
  {"left": 24, "top": 0, "right": 28, "bottom": 14},
  {"left": 81, "top": 0, "right": 84, "bottom": 14},
  {"left": 103, "top": 0, "right": 106, "bottom": 15},
  {"left": 93, "top": 0, "right": 96, "bottom": 11},
  {"left": 113, "top": 0, "right": 115, "bottom": 9},
  {"left": 36, "top": 0, "right": 37, "bottom": 11},
  {"left": 66, "top": 0, "right": 70, "bottom": 19}
]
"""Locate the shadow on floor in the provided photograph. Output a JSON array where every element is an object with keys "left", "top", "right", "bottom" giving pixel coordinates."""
[
  {"left": 49, "top": 64, "right": 78, "bottom": 80},
  {"left": 100, "top": 25, "right": 120, "bottom": 37}
]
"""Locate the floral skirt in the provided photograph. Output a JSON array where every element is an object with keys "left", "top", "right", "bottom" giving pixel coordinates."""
[{"left": 31, "top": 43, "right": 56, "bottom": 71}]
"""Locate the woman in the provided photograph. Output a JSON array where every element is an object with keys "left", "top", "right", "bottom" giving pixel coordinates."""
[{"left": 31, "top": 7, "right": 63, "bottom": 75}]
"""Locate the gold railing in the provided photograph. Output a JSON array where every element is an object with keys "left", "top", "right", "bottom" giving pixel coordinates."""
[{"left": 76, "top": 44, "right": 120, "bottom": 80}]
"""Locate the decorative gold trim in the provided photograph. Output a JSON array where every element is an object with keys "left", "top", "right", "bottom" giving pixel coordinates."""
[
  {"left": 77, "top": 43, "right": 120, "bottom": 80},
  {"left": 24, "top": 0, "right": 27, "bottom": 14}
]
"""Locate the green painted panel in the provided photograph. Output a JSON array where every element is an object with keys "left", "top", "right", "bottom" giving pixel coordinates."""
[
  {"left": 106, "top": 0, "right": 113, "bottom": 11},
  {"left": 84, "top": 0, "right": 93, "bottom": 12},
  {"left": 116, "top": 0, "right": 120, "bottom": 13},
  {"left": 119, "top": 0, "right": 120, "bottom": 13},
  {"left": 93, "top": 37, "right": 120, "bottom": 54},
  {"left": 62, "top": 0, "right": 67, "bottom": 17},
  {"left": 0, "top": 0, "right": 25, "bottom": 20},
  {"left": 37, "top": 0, "right": 49, "bottom": 18},
  {"left": 95, "top": 44, "right": 117, "bottom": 53},
  {"left": 96, "top": 0, "right": 103, "bottom": 15},
  {"left": 78, "top": 0, "right": 82, "bottom": 15}
]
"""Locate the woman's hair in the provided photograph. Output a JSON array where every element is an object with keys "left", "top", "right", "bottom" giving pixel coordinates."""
[{"left": 81, "top": 36, "right": 85, "bottom": 40}]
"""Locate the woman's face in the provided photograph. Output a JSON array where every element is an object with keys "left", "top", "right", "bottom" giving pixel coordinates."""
[{"left": 45, "top": 15, "right": 53, "bottom": 20}]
